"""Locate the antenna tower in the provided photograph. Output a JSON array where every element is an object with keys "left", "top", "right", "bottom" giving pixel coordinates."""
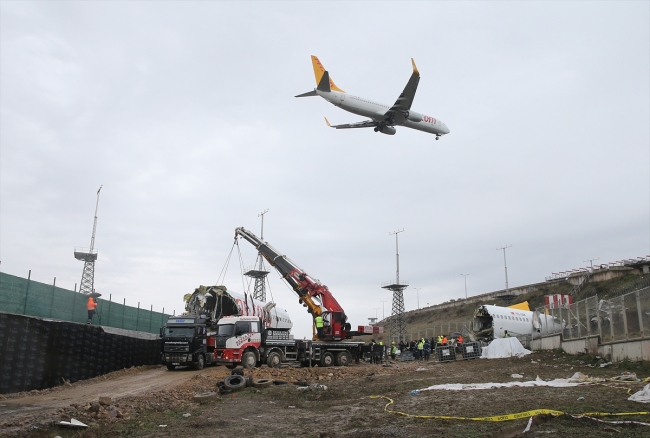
[
  {"left": 382, "top": 229, "right": 408, "bottom": 343},
  {"left": 244, "top": 209, "right": 270, "bottom": 301},
  {"left": 74, "top": 186, "right": 102, "bottom": 295}
]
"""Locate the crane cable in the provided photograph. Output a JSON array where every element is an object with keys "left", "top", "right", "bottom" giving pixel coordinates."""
[{"left": 215, "top": 238, "right": 237, "bottom": 287}]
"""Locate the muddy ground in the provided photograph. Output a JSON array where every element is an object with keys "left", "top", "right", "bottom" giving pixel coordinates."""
[{"left": 1, "top": 351, "right": 650, "bottom": 438}]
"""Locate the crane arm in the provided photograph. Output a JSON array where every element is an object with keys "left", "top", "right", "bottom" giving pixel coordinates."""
[{"left": 234, "top": 227, "right": 351, "bottom": 340}]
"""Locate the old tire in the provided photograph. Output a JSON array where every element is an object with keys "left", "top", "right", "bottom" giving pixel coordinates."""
[
  {"left": 193, "top": 392, "right": 217, "bottom": 403},
  {"left": 320, "top": 351, "right": 334, "bottom": 367},
  {"left": 225, "top": 364, "right": 237, "bottom": 370},
  {"left": 252, "top": 378, "right": 273, "bottom": 389},
  {"left": 246, "top": 376, "right": 253, "bottom": 387},
  {"left": 194, "top": 354, "right": 205, "bottom": 370},
  {"left": 273, "top": 379, "right": 290, "bottom": 385},
  {"left": 231, "top": 369, "right": 245, "bottom": 376},
  {"left": 224, "top": 375, "right": 247, "bottom": 391},
  {"left": 241, "top": 351, "right": 257, "bottom": 369},
  {"left": 336, "top": 350, "right": 352, "bottom": 367},
  {"left": 267, "top": 351, "right": 282, "bottom": 368},
  {"left": 166, "top": 364, "right": 176, "bottom": 371}
]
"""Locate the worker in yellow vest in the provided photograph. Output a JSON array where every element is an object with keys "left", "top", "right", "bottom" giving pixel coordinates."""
[{"left": 315, "top": 314, "right": 324, "bottom": 339}]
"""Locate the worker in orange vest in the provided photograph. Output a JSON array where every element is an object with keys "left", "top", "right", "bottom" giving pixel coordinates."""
[
  {"left": 87, "top": 296, "right": 97, "bottom": 324},
  {"left": 442, "top": 335, "right": 448, "bottom": 346},
  {"left": 457, "top": 334, "right": 463, "bottom": 344}
]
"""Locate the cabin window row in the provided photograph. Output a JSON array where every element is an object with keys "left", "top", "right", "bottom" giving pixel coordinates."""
[{"left": 495, "top": 314, "right": 529, "bottom": 322}]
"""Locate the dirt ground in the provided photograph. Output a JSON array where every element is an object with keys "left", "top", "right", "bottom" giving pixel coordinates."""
[{"left": 2, "top": 351, "right": 650, "bottom": 438}]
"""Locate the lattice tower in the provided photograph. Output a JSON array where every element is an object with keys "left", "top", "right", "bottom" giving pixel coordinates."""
[{"left": 74, "top": 186, "right": 102, "bottom": 295}]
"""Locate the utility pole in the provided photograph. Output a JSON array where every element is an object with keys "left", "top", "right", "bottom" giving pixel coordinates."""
[
  {"left": 497, "top": 245, "right": 512, "bottom": 293},
  {"left": 583, "top": 257, "right": 599, "bottom": 272},
  {"left": 461, "top": 274, "right": 469, "bottom": 300}
]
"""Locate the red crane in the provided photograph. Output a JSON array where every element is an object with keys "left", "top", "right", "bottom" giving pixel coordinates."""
[{"left": 235, "top": 227, "right": 354, "bottom": 341}]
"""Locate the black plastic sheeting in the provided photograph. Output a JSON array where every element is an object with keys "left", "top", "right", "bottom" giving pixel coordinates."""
[{"left": 0, "top": 312, "right": 161, "bottom": 395}]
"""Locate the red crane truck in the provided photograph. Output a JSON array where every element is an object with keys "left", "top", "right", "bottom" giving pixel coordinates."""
[{"left": 213, "top": 227, "right": 368, "bottom": 368}]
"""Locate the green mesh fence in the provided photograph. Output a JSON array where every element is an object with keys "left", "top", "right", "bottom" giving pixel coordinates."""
[{"left": 0, "top": 272, "right": 170, "bottom": 334}]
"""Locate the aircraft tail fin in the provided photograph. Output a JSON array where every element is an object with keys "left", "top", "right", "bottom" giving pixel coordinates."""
[
  {"left": 311, "top": 55, "right": 345, "bottom": 92},
  {"left": 507, "top": 301, "right": 530, "bottom": 311}
]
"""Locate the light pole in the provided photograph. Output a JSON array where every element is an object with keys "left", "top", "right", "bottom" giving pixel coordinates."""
[
  {"left": 461, "top": 274, "right": 469, "bottom": 300},
  {"left": 374, "top": 308, "right": 379, "bottom": 319},
  {"left": 583, "top": 257, "right": 599, "bottom": 272},
  {"left": 380, "top": 300, "right": 388, "bottom": 320},
  {"left": 414, "top": 288, "right": 420, "bottom": 309},
  {"left": 497, "top": 245, "right": 513, "bottom": 293}
]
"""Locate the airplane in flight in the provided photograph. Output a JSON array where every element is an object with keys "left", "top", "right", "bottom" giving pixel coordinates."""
[
  {"left": 472, "top": 302, "right": 564, "bottom": 341},
  {"left": 295, "top": 56, "right": 450, "bottom": 139}
]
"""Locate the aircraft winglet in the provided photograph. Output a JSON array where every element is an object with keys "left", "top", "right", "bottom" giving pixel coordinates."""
[{"left": 411, "top": 58, "right": 419, "bottom": 75}]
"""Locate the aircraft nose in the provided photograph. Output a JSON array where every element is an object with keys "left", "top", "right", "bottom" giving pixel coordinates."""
[{"left": 442, "top": 124, "right": 450, "bottom": 134}]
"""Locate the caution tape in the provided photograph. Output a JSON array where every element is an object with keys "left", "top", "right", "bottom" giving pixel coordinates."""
[{"left": 369, "top": 395, "right": 650, "bottom": 424}]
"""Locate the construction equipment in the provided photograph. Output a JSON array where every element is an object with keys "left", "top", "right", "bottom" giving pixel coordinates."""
[{"left": 234, "top": 226, "right": 356, "bottom": 341}]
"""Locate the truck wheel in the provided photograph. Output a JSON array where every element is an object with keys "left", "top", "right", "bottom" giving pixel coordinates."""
[
  {"left": 320, "top": 351, "right": 334, "bottom": 367},
  {"left": 194, "top": 354, "right": 205, "bottom": 370},
  {"left": 166, "top": 364, "right": 176, "bottom": 371},
  {"left": 336, "top": 350, "right": 352, "bottom": 366},
  {"left": 224, "top": 375, "right": 247, "bottom": 391},
  {"left": 267, "top": 351, "right": 282, "bottom": 368},
  {"left": 241, "top": 351, "right": 257, "bottom": 369}
]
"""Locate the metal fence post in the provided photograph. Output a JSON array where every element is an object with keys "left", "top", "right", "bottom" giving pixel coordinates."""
[
  {"left": 596, "top": 295, "right": 602, "bottom": 341},
  {"left": 108, "top": 294, "right": 112, "bottom": 328},
  {"left": 621, "top": 295, "right": 628, "bottom": 340},
  {"left": 576, "top": 301, "right": 581, "bottom": 338},
  {"left": 72, "top": 283, "right": 77, "bottom": 322},
  {"left": 23, "top": 270, "right": 31, "bottom": 314},
  {"left": 136, "top": 302, "right": 140, "bottom": 331},
  {"left": 49, "top": 277, "right": 56, "bottom": 318},
  {"left": 637, "top": 291, "right": 644, "bottom": 338},
  {"left": 149, "top": 304, "right": 153, "bottom": 333},
  {"left": 122, "top": 298, "right": 126, "bottom": 329},
  {"left": 608, "top": 300, "right": 614, "bottom": 342},
  {"left": 162, "top": 308, "right": 165, "bottom": 332}
]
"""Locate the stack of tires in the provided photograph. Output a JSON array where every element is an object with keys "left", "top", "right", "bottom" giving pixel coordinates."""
[{"left": 216, "top": 369, "right": 276, "bottom": 395}]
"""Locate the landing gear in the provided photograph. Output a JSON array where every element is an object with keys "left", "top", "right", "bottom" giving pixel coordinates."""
[
  {"left": 374, "top": 127, "right": 378, "bottom": 132},
  {"left": 435, "top": 135, "right": 440, "bottom": 140}
]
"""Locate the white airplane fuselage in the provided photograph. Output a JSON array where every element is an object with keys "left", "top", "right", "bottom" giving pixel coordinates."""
[
  {"left": 318, "top": 90, "right": 450, "bottom": 136},
  {"left": 472, "top": 304, "right": 565, "bottom": 341}
]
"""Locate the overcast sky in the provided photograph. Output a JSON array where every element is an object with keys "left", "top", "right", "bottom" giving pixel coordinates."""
[{"left": 1, "top": 1, "right": 648, "bottom": 338}]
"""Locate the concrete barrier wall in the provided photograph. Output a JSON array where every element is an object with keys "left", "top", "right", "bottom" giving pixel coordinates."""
[
  {"left": 0, "top": 312, "right": 161, "bottom": 395},
  {"left": 605, "top": 339, "right": 650, "bottom": 362},
  {"left": 531, "top": 333, "right": 649, "bottom": 362}
]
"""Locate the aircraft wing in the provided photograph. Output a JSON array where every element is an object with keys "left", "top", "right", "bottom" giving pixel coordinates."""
[
  {"left": 324, "top": 117, "right": 376, "bottom": 129},
  {"left": 385, "top": 58, "right": 420, "bottom": 117}
]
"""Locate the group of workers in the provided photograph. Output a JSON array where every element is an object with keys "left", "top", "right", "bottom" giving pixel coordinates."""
[{"left": 363, "top": 333, "right": 465, "bottom": 363}]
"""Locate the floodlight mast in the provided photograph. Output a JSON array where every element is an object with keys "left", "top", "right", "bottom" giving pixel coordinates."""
[
  {"left": 74, "top": 186, "right": 102, "bottom": 296},
  {"left": 89, "top": 186, "right": 102, "bottom": 252}
]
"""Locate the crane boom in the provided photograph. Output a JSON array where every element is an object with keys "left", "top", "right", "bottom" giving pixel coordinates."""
[{"left": 234, "top": 227, "right": 353, "bottom": 341}]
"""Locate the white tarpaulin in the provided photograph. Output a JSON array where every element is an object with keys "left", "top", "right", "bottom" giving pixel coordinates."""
[
  {"left": 480, "top": 337, "right": 531, "bottom": 359},
  {"left": 419, "top": 373, "right": 590, "bottom": 392},
  {"left": 629, "top": 384, "right": 650, "bottom": 403}
]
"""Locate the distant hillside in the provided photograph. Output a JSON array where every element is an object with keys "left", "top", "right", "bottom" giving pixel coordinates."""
[{"left": 363, "top": 270, "right": 649, "bottom": 343}]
